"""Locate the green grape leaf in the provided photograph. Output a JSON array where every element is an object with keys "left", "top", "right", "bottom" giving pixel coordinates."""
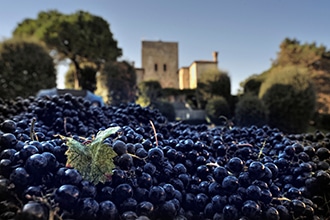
[
  {"left": 89, "top": 127, "right": 121, "bottom": 183},
  {"left": 63, "top": 126, "right": 120, "bottom": 184},
  {"left": 64, "top": 137, "right": 92, "bottom": 179}
]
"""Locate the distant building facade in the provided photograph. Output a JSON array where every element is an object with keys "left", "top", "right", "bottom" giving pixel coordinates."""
[
  {"left": 136, "top": 40, "right": 179, "bottom": 88},
  {"left": 179, "top": 51, "right": 219, "bottom": 89},
  {"left": 136, "top": 40, "right": 219, "bottom": 90}
]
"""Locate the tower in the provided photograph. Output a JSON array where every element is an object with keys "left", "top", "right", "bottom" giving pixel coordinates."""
[{"left": 141, "top": 40, "right": 179, "bottom": 88}]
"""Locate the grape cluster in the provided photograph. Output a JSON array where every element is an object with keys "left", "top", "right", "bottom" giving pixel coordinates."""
[{"left": 0, "top": 94, "right": 329, "bottom": 220}]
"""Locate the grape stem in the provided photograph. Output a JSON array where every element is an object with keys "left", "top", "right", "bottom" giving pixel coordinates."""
[
  {"left": 30, "top": 117, "right": 39, "bottom": 141},
  {"left": 150, "top": 120, "right": 158, "bottom": 146},
  {"left": 63, "top": 117, "right": 68, "bottom": 135}
]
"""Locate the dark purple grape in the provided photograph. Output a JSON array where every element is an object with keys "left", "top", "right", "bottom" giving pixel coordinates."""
[
  {"left": 0, "top": 158, "right": 12, "bottom": 177},
  {"left": 291, "top": 199, "right": 306, "bottom": 217},
  {"left": 9, "top": 167, "right": 31, "bottom": 189},
  {"left": 158, "top": 200, "right": 177, "bottom": 219},
  {"left": 41, "top": 152, "right": 57, "bottom": 171},
  {"left": 75, "top": 197, "right": 99, "bottom": 220},
  {"left": 228, "top": 194, "right": 243, "bottom": 208},
  {"left": 248, "top": 161, "right": 265, "bottom": 180},
  {"left": 287, "top": 187, "right": 301, "bottom": 199},
  {"left": 117, "top": 153, "right": 133, "bottom": 170},
  {"left": 23, "top": 186, "right": 43, "bottom": 201},
  {"left": 213, "top": 166, "right": 229, "bottom": 183},
  {"left": 17, "top": 201, "right": 49, "bottom": 220},
  {"left": 148, "top": 147, "right": 164, "bottom": 165},
  {"left": 137, "top": 172, "right": 153, "bottom": 188},
  {"left": 195, "top": 193, "right": 209, "bottom": 212},
  {"left": 25, "top": 154, "right": 48, "bottom": 175},
  {"left": 227, "top": 157, "right": 244, "bottom": 173},
  {"left": 260, "top": 189, "right": 272, "bottom": 204},
  {"left": 246, "top": 185, "right": 262, "bottom": 201},
  {"left": 148, "top": 185, "right": 166, "bottom": 205},
  {"left": 119, "top": 197, "right": 138, "bottom": 213},
  {"left": 1, "top": 120, "right": 17, "bottom": 133},
  {"left": 121, "top": 211, "right": 138, "bottom": 220},
  {"left": 60, "top": 168, "right": 83, "bottom": 185},
  {"left": 136, "top": 201, "right": 154, "bottom": 217},
  {"left": 143, "top": 162, "right": 157, "bottom": 175},
  {"left": 98, "top": 200, "right": 118, "bottom": 219},
  {"left": 162, "top": 183, "right": 176, "bottom": 200},
  {"left": 222, "top": 204, "right": 239, "bottom": 220},
  {"left": 112, "top": 139, "right": 127, "bottom": 156},
  {"left": 54, "top": 184, "right": 80, "bottom": 210},
  {"left": 20, "top": 144, "right": 39, "bottom": 160},
  {"left": 113, "top": 183, "right": 133, "bottom": 204},
  {"left": 222, "top": 175, "right": 239, "bottom": 193},
  {"left": 276, "top": 204, "right": 291, "bottom": 220},
  {"left": 265, "top": 206, "right": 280, "bottom": 220},
  {"left": 80, "top": 180, "right": 97, "bottom": 198},
  {"left": 0, "top": 148, "right": 16, "bottom": 160},
  {"left": 241, "top": 200, "right": 261, "bottom": 219},
  {"left": 0, "top": 133, "right": 18, "bottom": 149}
]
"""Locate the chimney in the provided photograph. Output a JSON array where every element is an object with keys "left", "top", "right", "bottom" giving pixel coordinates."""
[{"left": 212, "top": 51, "right": 218, "bottom": 63}]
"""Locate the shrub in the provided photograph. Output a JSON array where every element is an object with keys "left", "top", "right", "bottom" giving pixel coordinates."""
[
  {"left": 136, "top": 81, "right": 162, "bottom": 107},
  {"left": 151, "top": 101, "right": 176, "bottom": 122},
  {"left": 0, "top": 38, "right": 56, "bottom": 99},
  {"left": 205, "top": 96, "right": 230, "bottom": 125},
  {"left": 96, "top": 61, "right": 137, "bottom": 105},
  {"left": 196, "top": 69, "right": 231, "bottom": 109},
  {"left": 259, "top": 66, "right": 316, "bottom": 133},
  {"left": 234, "top": 95, "right": 268, "bottom": 127}
]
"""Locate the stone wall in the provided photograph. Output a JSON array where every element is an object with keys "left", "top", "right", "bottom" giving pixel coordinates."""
[{"left": 141, "top": 41, "right": 179, "bottom": 88}]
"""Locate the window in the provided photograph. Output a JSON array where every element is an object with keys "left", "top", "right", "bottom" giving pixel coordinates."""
[
  {"left": 154, "top": 63, "right": 158, "bottom": 71},
  {"left": 163, "top": 64, "right": 167, "bottom": 71}
]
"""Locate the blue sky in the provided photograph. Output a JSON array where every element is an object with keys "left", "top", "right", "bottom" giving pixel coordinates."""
[{"left": 1, "top": 0, "right": 329, "bottom": 94}]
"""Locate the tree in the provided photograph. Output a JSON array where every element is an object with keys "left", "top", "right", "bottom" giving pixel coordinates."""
[
  {"left": 136, "top": 81, "right": 162, "bottom": 107},
  {"left": 95, "top": 61, "right": 136, "bottom": 105},
  {"left": 275, "top": 38, "right": 326, "bottom": 68},
  {"left": 239, "top": 74, "right": 263, "bottom": 96},
  {"left": 13, "top": 10, "right": 122, "bottom": 89},
  {"left": 196, "top": 69, "right": 231, "bottom": 109},
  {"left": 205, "top": 96, "right": 230, "bottom": 125},
  {"left": 234, "top": 95, "right": 268, "bottom": 127},
  {"left": 0, "top": 38, "right": 56, "bottom": 99},
  {"left": 259, "top": 66, "right": 316, "bottom": 133},
  {"left": 65, "top": 62, "right": 97, "bottom": 92},
  {"left": 239, "top": 37, "right": 330, "bottom": 115}
]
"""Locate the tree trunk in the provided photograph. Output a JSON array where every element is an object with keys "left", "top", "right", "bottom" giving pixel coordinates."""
[{"left": 71, "top": 56, "right": 81, "bottom": 89}]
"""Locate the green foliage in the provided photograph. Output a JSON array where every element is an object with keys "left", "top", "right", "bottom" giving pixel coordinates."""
[
  {"left": 314, "top": 113, "right": 330, "bottom": 131},
  {"left": 62, "top": 126, "right": 120, "bottom": 184},
  {"left": 65, "top": 63, "right": 97, "bottom": 92},
  {"left": 151, "top": 101, "right": 176, "bottom": 121},
  {"left": 275, "top": 37, "right": 326, "bottom": 68},
  {"left": 240, "top": 37, "right": 330, "bottom": 97},
  {"left": 136, "top": 81, "right": 162, "bottom": 107},
  {"left": 96, "top": 61, "right": 136, "bottom": 105},
  {"left": 13, "top": 10, "right": 122, "bottom": 88},
  {"left": 197, "top": 69, "right": 231, "bottom": 109},
  {"left": 259, "top": 66, "right": 316, "bottom": 133},
  {"left": 205, "top": 96, "right": 230, "bottom": 125},
  {"left": 234, "top": 95, "right": 268, "bottom": 127},
  {"left": 239, "top": 74, "right": 263, "bottom": 96},
  {"left": 0, "top": 38, "right": 56, "bottom": 99}
]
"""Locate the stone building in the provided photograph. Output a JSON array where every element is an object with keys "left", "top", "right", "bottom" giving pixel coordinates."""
[
  {"left": 135, "top": 40, "right": 219, "bottom": 90},
  {"left": 136, "top": 40, "right": 179, "bottom": 88},
  {"left": 179, "top": 51, "right": 219, "bottom": 89}
]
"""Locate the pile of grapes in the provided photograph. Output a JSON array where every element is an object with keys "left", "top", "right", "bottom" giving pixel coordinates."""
[{"left": 0, "top": 94, "right": 329, "bottom": 220}]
